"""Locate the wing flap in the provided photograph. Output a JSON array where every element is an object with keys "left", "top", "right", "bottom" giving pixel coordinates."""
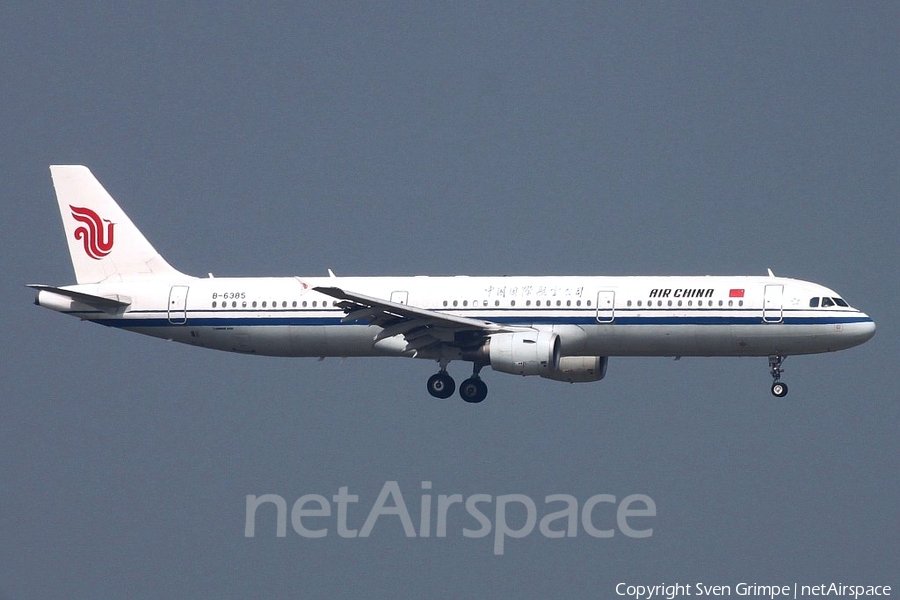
[
  {"left": 374, "top": 319, "right": 431, "bottom": 341},
  {"left": 316, "top": 286, "right": 515, "bottom": 332},
  {"left": 315, "top": 286, "right": 529, "bottom": 353}
]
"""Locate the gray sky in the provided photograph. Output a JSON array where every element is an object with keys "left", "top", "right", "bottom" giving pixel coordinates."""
[{"left": 2, "top": 3, "right": 897, "bottom": 598}]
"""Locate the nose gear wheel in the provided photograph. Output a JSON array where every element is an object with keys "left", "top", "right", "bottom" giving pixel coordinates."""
[{"left": 768, "top": 355, "right": 788, "bottom": 397}]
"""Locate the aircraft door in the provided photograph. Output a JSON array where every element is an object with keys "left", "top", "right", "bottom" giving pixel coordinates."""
[
  {"left": 596, "top": 291, "right": 615, "bottom": 323},
  {"left": 168, "top": 285, "right": 189, "bottom": 324},
  {"left": 763, "top": 284, "right": 783, "bottom": 323}
]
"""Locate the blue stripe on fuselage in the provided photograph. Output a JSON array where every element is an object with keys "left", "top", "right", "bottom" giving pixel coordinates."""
[{"left": 80, "top": 311, "right": 874, "bottom": 329}]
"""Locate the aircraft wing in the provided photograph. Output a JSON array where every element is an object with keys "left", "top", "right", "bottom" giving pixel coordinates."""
[{"left": 314, "top": 286, "right": 524, "bottom": 354}]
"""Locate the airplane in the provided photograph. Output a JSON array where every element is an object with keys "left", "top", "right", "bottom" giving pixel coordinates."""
[{"left": 28, "top": 166, "right": 876, "bottom": 403}]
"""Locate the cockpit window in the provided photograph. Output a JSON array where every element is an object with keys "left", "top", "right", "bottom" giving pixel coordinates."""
[{"left": 811, "top": 296, "right": 849, "bottom": 308}]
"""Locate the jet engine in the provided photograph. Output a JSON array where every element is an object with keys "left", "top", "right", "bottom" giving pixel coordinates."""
[
  {"left": 464, "top": 331, "right": 609, "bottom": 383},
  {"left": 541, "top": 356, "right": 608, "bottom": 382},
  {"left": 468, "top": 331, "right": 608, "bottom": 384},
  {"left": 487, "top": 331, "right": 561, "bottom": 376}
]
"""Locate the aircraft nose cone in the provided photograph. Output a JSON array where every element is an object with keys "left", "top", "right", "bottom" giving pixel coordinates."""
[
  {"left": 860, "top": 316, "right": 876, "bottom": 341},
  {"left": 850, "top": 315, "right": 876, "bottom": 345}
]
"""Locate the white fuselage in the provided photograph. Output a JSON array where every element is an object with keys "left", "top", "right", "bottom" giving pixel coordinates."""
[
  {"left": 39, "top": 274, "right": 875, "bottom": 360},
  {"left": 33, "top": 165, "right": 876, "bottom": 401}
]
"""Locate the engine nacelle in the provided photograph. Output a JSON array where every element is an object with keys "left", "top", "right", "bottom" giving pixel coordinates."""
[
  {"left": 541, "top": 356, "right": 609, "bottom": 383},
  {"left": 488, "top": 331, "right": 561, "bottom": 376}
]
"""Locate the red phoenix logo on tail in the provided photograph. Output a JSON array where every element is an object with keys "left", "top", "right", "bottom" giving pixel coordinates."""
[{"left": 70, "top": 205, "right": 115, "bottom": 259}]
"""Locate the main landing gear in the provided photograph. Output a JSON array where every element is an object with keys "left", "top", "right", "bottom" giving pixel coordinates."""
[
  {"left": 768, "top": 355, "right": 788, "bottom": 397},
  {"left": 458, "top": 376, "right": 488, "bottom": 404},
  {"left": 426, "top": 364, "right": 488, "bottom": 403},
  {"left": 426, "top": 371, "right": 455, "bottom": 399}
]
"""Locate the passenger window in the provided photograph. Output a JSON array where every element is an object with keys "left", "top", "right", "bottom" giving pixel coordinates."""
[{"left": 809, "top": 298, "right": 819, "bottom": 308}]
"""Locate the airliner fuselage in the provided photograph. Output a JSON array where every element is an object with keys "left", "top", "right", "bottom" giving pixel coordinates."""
[
  {"left": 30, "top": 166, "right": 876, "bottom": 402},
  {"left": 39, "top": 274, "right": 873, "bottom": 358}
]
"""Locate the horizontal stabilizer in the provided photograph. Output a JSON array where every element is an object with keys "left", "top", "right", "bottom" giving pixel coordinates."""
[{"left": 26, "top": 284, "right": 131, "bottom": 310}]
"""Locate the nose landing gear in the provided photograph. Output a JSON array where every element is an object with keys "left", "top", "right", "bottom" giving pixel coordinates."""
[{"left": 768, "top": 355, "right": 788, "bottom": 397}]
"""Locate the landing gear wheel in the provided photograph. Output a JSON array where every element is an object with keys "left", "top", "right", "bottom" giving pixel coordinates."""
[
  {"left": 459, "top": 377, "right": 488, "bottom": 404},
  {"left": 767, "top": 355, "right": 788, "bottom": 398},
  {"left": 426, "top": 372, "right": 455, "bottom": 399}
]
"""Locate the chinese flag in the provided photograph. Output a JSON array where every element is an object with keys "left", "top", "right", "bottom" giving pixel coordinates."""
[{"left": 729, "top": 289, "right": 745, "bottom": 298}]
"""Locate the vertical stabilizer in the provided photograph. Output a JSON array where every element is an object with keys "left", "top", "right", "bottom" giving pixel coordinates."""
[{"left": 49, "top": 165, "right": 186, "bottom": 283}]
